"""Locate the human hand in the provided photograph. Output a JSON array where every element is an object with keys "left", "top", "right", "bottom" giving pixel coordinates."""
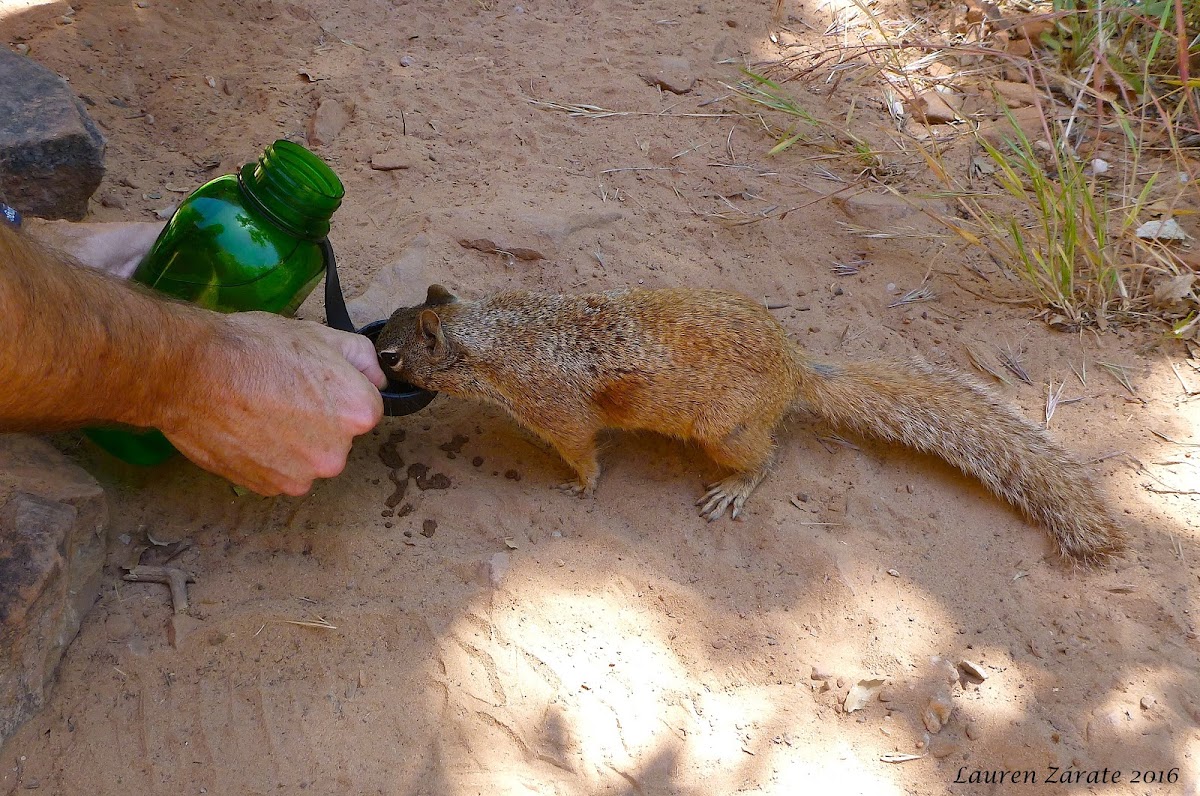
[{"left": 158, "top": 312, "right": 386, "bottom": 496}]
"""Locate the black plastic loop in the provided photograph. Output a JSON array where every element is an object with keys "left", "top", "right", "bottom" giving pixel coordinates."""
[{"left": 320, "top": 239, "right": 437, "bottom": 416}]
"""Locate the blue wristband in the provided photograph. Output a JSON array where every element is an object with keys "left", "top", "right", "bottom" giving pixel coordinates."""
[{"left": 0, "top": 202, "right": 20, "bottom": 229}]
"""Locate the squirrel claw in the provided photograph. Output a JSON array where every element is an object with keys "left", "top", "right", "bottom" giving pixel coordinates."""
[
  {"left": 697, "top": 486, "right": 735, "bottom": 521},
  {"left": 697, "top": 477, "right": 754, "bottom": 520},
  {"left": 557, "top": 481, "right": 593, "bottom": 498}
]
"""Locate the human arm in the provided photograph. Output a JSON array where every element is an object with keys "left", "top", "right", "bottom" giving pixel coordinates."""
[
  {"left": 22, "top": 218, "right": 166, "bottom": 279},
  {"left": 0, "top": 222, "right": 386, "bottom": 496}
]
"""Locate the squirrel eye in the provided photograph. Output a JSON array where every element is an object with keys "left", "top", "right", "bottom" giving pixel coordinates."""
[{"left": 379, "top": 349, "right": 402, "bottom": 368}]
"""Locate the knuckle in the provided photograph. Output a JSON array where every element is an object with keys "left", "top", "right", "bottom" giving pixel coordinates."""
[
  {"left": 313, "top": 452, "right": 346, "bottom": 480},
  {"left": 282, "top": 479, "right": 312, "bottom": 497}
]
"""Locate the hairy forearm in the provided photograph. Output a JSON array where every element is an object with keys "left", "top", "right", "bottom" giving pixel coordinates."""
[{"left": 0, "top": 222, "right": 217, "bottom": 431}]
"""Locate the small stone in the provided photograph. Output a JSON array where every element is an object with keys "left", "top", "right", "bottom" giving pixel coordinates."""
[
  {"left": 370, "top": 150, "right": 414, "bottom": 171},
  {"left": 910, "top": 90, "right": 960, "bottom": 124},
  {"left": 992, "top": 80, "right": 1041, "bottom": 107},
  {"left": 15, "top": 43, "right": 30, "bottom": 56},
  {"left": 811, "top": 663, "right": 834, "bottom": 681},
  {"left": 712, "top": 638, "right": 727, "bottom": 649},
  {"left": 1140, "top": 695, "right": 1156, "bottom": 711},
  {"left": 307, "top": 97, "right": 354, "bottom": 147},
  {"left": 929, "top": 734, "right": 962, "bottom": 758},
  {"left": 1135, "top": 218, "right": 1189, "bottom": 242},
  {"left": 504, "top": 469, "right": 522, "bottom": 481},
  {"left": 472, "top": 456, "right": 484, "bottom": 467},
  {"left": 979, "top": 105, "right": 1054, "bottom": 148},
  {"left": 958, "top": 660, "right": 988, "bottom": 682},
  {"left": 399, "top": 55, "right": 415, "bottom": 67},
  {"left": 420, "top": 519, "right": 437, "bottom": 538},
  {"left": 639, "top": 56, "right": 696, "bottom": 94},
  {"left": 965, "top": 720, "right": 981, "bottom": 740},
  {"left": 922, "top": 692, "right": 954, "bottom": 734},
  {"left": 99, "top": 191, "right": 126, "bottom": 209}
]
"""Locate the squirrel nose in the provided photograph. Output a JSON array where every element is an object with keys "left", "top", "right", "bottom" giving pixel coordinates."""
[{"left": 378, "top": 349, "right": 402, "bottom": 369}]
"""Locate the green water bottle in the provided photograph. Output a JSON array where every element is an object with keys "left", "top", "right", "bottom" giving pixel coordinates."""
[{"left": 86, "top": 139, "right": 345, "bottom": 465}]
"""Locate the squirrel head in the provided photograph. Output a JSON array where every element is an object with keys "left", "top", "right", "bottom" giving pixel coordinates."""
[{"left": 375, "top": 285, "right": 462, "bottom": 387}]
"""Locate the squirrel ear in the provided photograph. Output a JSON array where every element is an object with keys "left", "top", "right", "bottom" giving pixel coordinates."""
[
  {"left": 425, "top": 284, "right": 459, "bottom": 306},
  {"left": 417, "top": 309, "right": 447, "bottom": 357}
]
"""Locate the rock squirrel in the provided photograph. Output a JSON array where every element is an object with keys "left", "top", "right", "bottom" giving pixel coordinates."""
[{"left": 376, "top": 285, "right": 1125, "bottom": 563}]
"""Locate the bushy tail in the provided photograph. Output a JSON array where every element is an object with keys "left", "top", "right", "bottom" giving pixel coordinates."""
[{"left": 791, "top": 347, "right": 1125, "bottom": 563}]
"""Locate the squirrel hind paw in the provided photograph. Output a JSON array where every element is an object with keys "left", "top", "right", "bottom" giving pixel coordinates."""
[
  {"left": 696, "top": 474, "right": 759, "bottom": 521},
  {"left": 557, "top": 481, "right": 594, "bottom": 498}
]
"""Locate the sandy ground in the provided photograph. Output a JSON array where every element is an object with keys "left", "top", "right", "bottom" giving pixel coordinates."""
[{"left": 3, "top": 0, "right": 1200, "bottom": 793}]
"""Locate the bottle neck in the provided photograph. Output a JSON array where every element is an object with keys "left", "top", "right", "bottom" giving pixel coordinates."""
[{"left": 237, "top": 140, "right": 344, "bottom": 240}]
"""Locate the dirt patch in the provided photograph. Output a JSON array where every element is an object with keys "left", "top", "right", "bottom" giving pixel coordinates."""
[{"left": 1, "top": 0, "right": 1198, "bottom": 794}]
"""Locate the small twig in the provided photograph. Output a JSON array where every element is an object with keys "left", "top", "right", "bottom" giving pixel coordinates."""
[
  {"left": 598, "top": 167, "right": 680, "bottom": 174},
  {"left": 280, "top": 615, "right": 338, "bottom": 630},
  {"left": 1150, "top": 430, "right": 1200, "bottom": 447},
  {"left": 123, "top": 565, "right": 195, "bottom": 614}
]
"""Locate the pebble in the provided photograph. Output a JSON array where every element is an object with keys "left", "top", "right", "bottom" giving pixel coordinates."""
[
  {"left": 910, "top": 90, "right": 960, "bottom": 124},
  {"left": 958, "top": 660, "right": 988, "bottom": 682},
  {"left": 922, "top": 692, "right": 954, "bottom": 734},
  {"left": 965, "top": 720, "right": 981, "bottom": 740},
  {"left": 929, "top": 734, "right": 962, "bottom": 758},
  {"left": 399, "top": 55, "right": 415, "bottom": 67},
  {"left": 307, "top": 97, "right": 353, "bottom": 147},
  {"left": 992, "top": 79, "right": 1040, "bottom": 107},
  {"left": 811, "top": 664, "right": 833, "bottom": 681},
  {"left": 638, "top": 56, "right": 696, "bottom": 94},
  {"left": 370, "top": 150, "right": 415, "bottom": 171},
  {"left": 1140, "top": 695, "right": 1156, "bottom": 711},
  {"left": 420, "top": 519, "right": 437, "bottom": 538},
  {"left": 99, "top": 191, "right": 126, "bottom": 210}
]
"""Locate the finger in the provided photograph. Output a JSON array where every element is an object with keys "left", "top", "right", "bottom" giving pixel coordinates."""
[{"left": 329, "top": 328, "right": 389, "bottom": 389}]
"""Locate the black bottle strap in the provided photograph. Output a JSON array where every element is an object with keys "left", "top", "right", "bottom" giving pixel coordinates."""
[{"left": 320, "top": 238, "right": 356, "bottom": 333}]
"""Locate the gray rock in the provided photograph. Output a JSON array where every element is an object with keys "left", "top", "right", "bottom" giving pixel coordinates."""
[
  {"left": 0, "top": 49, "right": 106, "bottom": 220},
  {"left": 0, "top": 435, "right": 107, "bottom": 751}
]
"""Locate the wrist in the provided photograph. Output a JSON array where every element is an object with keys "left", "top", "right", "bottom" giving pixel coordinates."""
[{"left": 110, "top": 300, "right": 227, "bottom": 433}]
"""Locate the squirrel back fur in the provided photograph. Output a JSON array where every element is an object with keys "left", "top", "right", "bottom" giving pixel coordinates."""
[{"left": 377, "top": 285, "right": 1124, "bottom": 563}]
